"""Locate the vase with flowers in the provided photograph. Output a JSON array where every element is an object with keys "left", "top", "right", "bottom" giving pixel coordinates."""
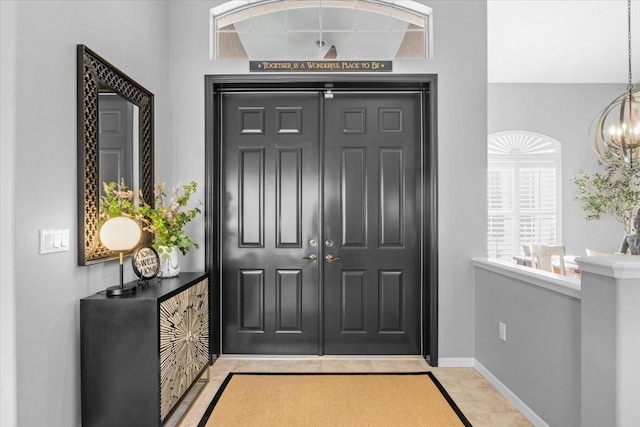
[
  {"left": 135, "top": 181, "right": 202, "bottom": 277},
  {"left": 99, "top": 180, "right": 202, "bottom": 278}
]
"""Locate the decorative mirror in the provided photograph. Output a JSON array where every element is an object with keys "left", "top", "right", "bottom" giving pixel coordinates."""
[{"left": 77, "top": 45, "right": 154, "bottom": 265}]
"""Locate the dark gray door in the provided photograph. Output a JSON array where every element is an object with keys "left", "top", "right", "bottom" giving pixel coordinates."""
[
  {"left": 98, "top": 93, "right": 134, "bottom": 192},
  {"left": 221, "top": 91, "right": 421, "bottom": 355},
  {"left": 323, "top": 92, "right": 421, "bottom": 354},
  {"left": 221, "top": 92, "right": 321, "bottom": 354}
]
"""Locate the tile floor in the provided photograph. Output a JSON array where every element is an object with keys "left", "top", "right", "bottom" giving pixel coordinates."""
[{"left": 169, "top": 356, "right": 532, "bottom": 427}]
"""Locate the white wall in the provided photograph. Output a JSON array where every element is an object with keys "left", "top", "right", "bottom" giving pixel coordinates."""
[
  {"left": 7, "top": 1, "right": 171, "bottom": 425},
  {"left": 487, "top": 0, "right": 640, "bottom": 84},
  {"left": 169, "top": 0, "right": 488, "bottom": 359},
  {"left": 489, "top": 83, "right": 627, "bottom": 255}
]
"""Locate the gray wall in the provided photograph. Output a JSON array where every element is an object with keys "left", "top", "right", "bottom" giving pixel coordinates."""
[
  {"left": 475, "top": 265, "right": 581, "bottom": 426},
  {"left": 488, "top": 83, "right": 628, "bottom": 255},
  {"left": 1, "top": 0, "right": 488, "bottom": 425},
  {"left": 2, "top": 1, "right": 171, "bottom": 425},
  {"left": 578, "top": 258, "right": 640, "bottom": 426},
  {"left": 1, "top": 2, "right": 18, "bottom": 425}
]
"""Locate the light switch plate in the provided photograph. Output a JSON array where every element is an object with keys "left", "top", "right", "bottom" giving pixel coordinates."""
[{"left": 40, "top": 229, "right": 70, "bottom": 254}]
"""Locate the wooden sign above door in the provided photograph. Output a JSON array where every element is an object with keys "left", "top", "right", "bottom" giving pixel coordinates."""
[{"left": 250, "top": 60, "right": 392, "bottom": 72}]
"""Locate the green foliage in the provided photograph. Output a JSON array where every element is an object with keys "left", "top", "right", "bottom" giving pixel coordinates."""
[
  {"left": 137, "top": 181, "right": 202, "bottom": 255},
  {"left": 572, "top": 152, "right": 640, "bottom": 234},
  {"left": 100, "top": 180, "right": 202, "bottom": 256},
  {"left": 98, "top": 181, "right": 139, "bottom": 224}
]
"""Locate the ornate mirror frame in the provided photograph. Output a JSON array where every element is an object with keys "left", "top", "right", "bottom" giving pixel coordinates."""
[{"left": 77, "top": 45, "right": 154, "bottom": 265}]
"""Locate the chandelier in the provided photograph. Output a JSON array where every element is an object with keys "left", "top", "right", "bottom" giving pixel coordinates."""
[{"left": 593, "top": 0, "right": 640, "bottom": 165}]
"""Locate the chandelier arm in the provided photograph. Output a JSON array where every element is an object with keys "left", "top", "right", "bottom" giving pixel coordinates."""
[{"left": 628, "top": 0, "right": 633, "bottom": 92}]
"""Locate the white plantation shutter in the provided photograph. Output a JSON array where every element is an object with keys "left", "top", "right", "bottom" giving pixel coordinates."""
[
  {"left": 488, "top": 131, "right": 562, "bottom": 260},
  {"left": 487, "top": 168, "right": 515, "bottom": 259}
]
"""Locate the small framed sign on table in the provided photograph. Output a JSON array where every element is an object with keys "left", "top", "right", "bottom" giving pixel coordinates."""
[{"left": 132, "top": 246, "right": 160, "bottom": 282}]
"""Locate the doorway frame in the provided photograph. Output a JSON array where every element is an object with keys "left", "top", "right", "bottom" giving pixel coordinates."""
[{"left": 204, "top": 74, "right": 438, "bottom": 366}]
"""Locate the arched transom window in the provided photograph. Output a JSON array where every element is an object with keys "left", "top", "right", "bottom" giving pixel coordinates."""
[
  {"left": 487, "top": 131, "right": 563, "bottom": 260},
  {"left": 210, "top": 0, "right": 433, "bottom": 60}
]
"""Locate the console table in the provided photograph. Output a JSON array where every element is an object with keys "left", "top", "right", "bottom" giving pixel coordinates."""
[{"left": 80, "top": 272, "right": 209, "bottom": 427}]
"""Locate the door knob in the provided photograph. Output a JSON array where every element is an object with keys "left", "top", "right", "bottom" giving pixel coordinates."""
[
  {"left": 325, "top": 254, "right": 342, "bottom": 263},
  {"left": 302, "top": 254, "right": 318, "bottom": 261}
]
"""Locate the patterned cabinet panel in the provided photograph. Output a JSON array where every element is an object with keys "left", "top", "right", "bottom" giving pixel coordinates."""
[{"left": 160, "top": 278, "right": 209, "bottom": 421}]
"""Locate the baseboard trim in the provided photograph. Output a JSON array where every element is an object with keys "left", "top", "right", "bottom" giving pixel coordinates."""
[
  {"left": 218, "top": 355, "right": 425, "bottom": 361},
  {"left": 474, "top": 360, "right": 549, "bottom": 427},
  {"left": 437, "top": 358, "right": 475, "bottom": 367}
]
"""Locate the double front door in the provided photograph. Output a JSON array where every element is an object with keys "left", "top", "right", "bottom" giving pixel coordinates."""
[{"left": 221, "top": 90, "right": 422, "bottom": 355}]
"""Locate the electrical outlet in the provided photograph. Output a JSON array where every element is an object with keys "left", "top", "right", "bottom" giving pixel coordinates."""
[{"left": 499, "top": 322, "right": 507, "bottom": 342}]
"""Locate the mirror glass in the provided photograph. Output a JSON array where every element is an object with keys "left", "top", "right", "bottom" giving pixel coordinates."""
[
  {"left": 98, "top": 92, "right": 139, "bottom": 196},
  {"left": 77, "top": 45, "right": 154, "bottom": 265}
]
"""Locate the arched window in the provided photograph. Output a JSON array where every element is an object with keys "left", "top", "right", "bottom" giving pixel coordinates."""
[
  {"left": 487, "top": 131, "right": 562, "bottom": 260},
  {"left": 210, "top": 0, "right": 433, "bottom": 60}
]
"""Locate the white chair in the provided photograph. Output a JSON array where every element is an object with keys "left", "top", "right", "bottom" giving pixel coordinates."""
[{"left": 530, "top": 244, "right": 566, "bottom": 275}]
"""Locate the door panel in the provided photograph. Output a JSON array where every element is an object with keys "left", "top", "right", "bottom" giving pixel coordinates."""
[
  {"left": 221, "top": 92, "right": 321, "bottom": 354},
  {"left": 323, "top": 92, "right": 421, "bottom": 354},
  {"left": 238, "top": 148, "right": 264, "bottom": 247},
  {"left": 341, "top": 148, "right": 367, "bottom": 247}
]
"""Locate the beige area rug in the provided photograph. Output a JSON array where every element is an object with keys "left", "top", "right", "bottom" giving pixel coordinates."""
[{"left": 197, "top": 372, "right": 472, "bottom": 426}]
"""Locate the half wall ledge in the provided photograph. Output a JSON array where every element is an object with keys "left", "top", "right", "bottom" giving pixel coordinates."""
[
  {"left": 575, "top": 254, "right": 640, "bottom": 278},
  {"left": 472, "top": 257, "right": 580, "bottom": 299}
]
